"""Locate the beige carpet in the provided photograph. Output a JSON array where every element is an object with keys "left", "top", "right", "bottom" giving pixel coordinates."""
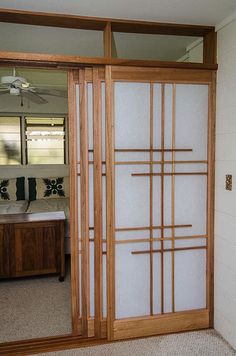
[
  {"left": 37, "top": 330, "right": 235, "bottom": 356},
  {"left": 0, "top": 269, "right": 72, "bottom": 343}
]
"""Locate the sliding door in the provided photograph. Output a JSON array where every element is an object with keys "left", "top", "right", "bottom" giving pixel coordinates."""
[
  {"left": 106, "top": 67, "right": 215, "bottom": 340},
  {"left": 68, "top": 68, "right": 106, "bottom": 338},
  {"left": 68, "top": 66, "right": 215, "bottom": 341}
]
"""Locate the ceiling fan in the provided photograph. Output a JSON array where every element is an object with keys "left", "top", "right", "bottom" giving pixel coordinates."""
[{"left": 0, "top": 68, "right": 67, "bottom": 105}]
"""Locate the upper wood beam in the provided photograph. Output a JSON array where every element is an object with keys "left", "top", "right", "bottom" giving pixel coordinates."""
[
  {"left": 0, "top": 51, "right": 218, "bottom": 70},
  {"left": 0, "top": 8, "right": 214, "bottom": 37}
]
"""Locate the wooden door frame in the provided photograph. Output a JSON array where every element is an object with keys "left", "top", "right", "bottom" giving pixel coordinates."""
[{"left": 0, "top": 63, "right": 216, "bottom": 355}]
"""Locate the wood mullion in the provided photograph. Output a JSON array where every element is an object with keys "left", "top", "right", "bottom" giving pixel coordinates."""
[
  {"left": 114, "top": 160, "right": 208, "bottom": 165},
  {"left": 149, "top": 83, "right": 154, "bottom": 315},
  {"left": 131, "top": 172, "right": 207, "bottom": 177},
  {"left": 207, "top": 75, "right": 216, "bottom": 327},
  {"left": 160, "top": 83, "right": 165, "bottom": 314},
  {"left": 171, "top": 84, "right": 176, "bottom": 313},
  {"left": 132, "top": 246, "right": 207, "bottom": 255},
  {"left": 93, "top": 67, "right": 103, "bottom": 338},
  {"left": 79, "top": 69, "right": 90, "bottom": 337},
  {"left": 115, "top": 234, "right": 208, "bottom": 244},
  {"left": 116, "top": 224, "right": 192, "bottom": 232},
  {"left": 87, "top": 148, "right": 193, "bottom": 153},
  {"left": 68, "top": 69, "right": 80, "bottom": 335},
  {"left": 104, "top": 22, "right": 112, "bottom": 58},
  {"left": 114, "top": 148, "right": 192, "bottom": 152},
  {"left": 105, "top": 65, "right": 115, "bottom": 340}
]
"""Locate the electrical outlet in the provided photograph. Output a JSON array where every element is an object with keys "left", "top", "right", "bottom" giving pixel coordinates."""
[{"left": 226, "top": 174, "right": 232, "bottom": 191}]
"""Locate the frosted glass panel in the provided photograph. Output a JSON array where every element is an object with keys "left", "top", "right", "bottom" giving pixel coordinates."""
[
  {"left": 76, "top": 85, "right": 80, "bottom": 161},
  {"left": 175, "top": 84, "right": 208, "bottom": 160},
  {"left": 115, "top": 243, "right": 150, "bottom": 318},
  {"left": 115, "top": 165, "right": 149, "bottom": 229},
  {"left": 88, "top": 84, "right": 94, "bottom": 150},
  {"left": 175, "top": 250, "right": 206, "bottom": 311},
  {"left": 164, "top": 84, "right": 173, "bottom": 148},
  {"left": 153, "top": 248, "right": 162, "bottom": 314},
  {"left": 164, "top": 252, "right": 172, "bottom": 313},
  {"left": 103, "top": 253, "right": 107, "bottom": 318},
  {"left": 175, "top": 175, "right": 207, "bottom": 236},
  {"left": 152, "top": 176, "right": 162, "bottom": 227},
  {"left": 90, "top": 242, "right": 95, "bottom": 317},
  {"left": 101, "top": 83, "right": 106, "bottom": 161},
  {"left": 153, "top": 83, "right": 162, "bottom": 149},
  {"left": 89, "top": 165, "right": 94, "bottom": 228},
  {"left": 114, "top": 82, "right": 150, "bottom": 149}
]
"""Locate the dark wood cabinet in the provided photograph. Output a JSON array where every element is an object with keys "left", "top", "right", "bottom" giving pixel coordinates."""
[{"left": 0, "top": 211, "right": 65, "bottom": 281}]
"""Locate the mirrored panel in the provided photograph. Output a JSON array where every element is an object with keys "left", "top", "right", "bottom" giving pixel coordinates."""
[{"left": 0, "top": 67, "right": 72, "bottom": 342}]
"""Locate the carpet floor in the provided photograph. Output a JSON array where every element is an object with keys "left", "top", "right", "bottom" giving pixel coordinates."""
[
  {"left": 0, "top": 271, "right": 72, "bottom": 342},
  {"left": 37, "top": 330, "right": 235, "bottom": 356},
  {"left": 1, "top": 269, "right": 235, "bottom": 355}
]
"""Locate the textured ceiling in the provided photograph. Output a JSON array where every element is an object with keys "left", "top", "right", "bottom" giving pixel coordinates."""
[{"left": 0, "top": 0, "right": 236, "bottom": 25}]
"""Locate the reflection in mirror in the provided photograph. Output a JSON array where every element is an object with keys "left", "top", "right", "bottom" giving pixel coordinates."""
[{"left": 0, "top": 67, "right": 72, "bottom": 342}]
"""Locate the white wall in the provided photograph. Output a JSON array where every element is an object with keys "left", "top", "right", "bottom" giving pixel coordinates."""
[{"left": 214, "top": 16, "right": 236, "bottom": 350}]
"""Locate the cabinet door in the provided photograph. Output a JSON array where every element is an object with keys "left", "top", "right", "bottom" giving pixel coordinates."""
[
  {"left": 0, "top": 225, "right": 10, "bottom": 277},
  {"left": 14, "top": 222, "right": 60, "bottom": 276}
]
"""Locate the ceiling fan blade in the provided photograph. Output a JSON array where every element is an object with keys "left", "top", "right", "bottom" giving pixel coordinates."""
[
  {"left": 0, "top": 90, "right": 9, "bottom": 95},
  {"left": 22, "top": 90, "right": 48, "bottom": 104},
  {"left": 32, "top": 88, "right": 68, "bottom": 98}
]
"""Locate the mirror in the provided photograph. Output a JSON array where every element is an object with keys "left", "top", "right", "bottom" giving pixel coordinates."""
[{"left": 0, "top": 67, "right": 72, "bottom": 342}]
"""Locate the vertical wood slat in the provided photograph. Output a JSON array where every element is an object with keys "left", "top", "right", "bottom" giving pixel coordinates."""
[
  {"left": 104, "top": 22, "right": 112, "bottom": 58},
  {"left": 171, "top": 84, "right": 176, "bottom": 313},
  {"left": 149, "top": 83, "right": 154, "bottom": 315},
  {"left": 207, "top": 74, "right": 216, "bottom": 327},
  {"left": 68, "top": 69, "right": 80, "bottom": 335},
  {"left": 203, "top": 31, "right": 217, "bottom": 65},
  {"left": 106, "top": 65, "right": 115, "bottom": 340},
  {"left": 93, "top": 67, "right": 103, "bottom": 338},
  {"left": 79, "top": 69, "right": 90, "bottom": 337},
  {"left": 160, "top": 84, "right": 165, "bottom": 314}
]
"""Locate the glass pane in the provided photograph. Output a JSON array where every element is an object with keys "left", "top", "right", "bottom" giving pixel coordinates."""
[
  {"left": 114, "top": 82, "right": 150, "bottom": 149},
  {"left": 115, "top": 165, "right": 149, "bottom": 231},
  {"left": 25, "top": 117, "right": 65, "bottom": 164},
  {"left": 175, "top": 250, "right": 206, "bottom": 311},
  {"left": 0, "top": 116, "right": 21, "bottom": 165},
  {"left": 115, "top": 243, "right": 150, "bottom": 318},
  {"left": 113, "top": 32, "right": 203, "bottom": 62},
  {"left": 175, "top": 84, "right": 208, "bottom": 161},
  {"left": 0, "top": 22, "right": 103, "bottom": 57}
]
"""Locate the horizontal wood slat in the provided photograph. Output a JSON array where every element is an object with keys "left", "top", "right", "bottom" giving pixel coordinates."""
[
  {"left": 113, "top": 309, "right": 209, "bottom": 339},
  {"left": 131, "top": 172, "right": 208, "bottom": 177},
  {"left": 116, "top": 224, "right": 192, "bottom": 231},
  {"left": 0, "top": 51, "right": 218, "bottom": 70},
  {"left": 131, "top": 245, "right": 207, "bottom": 255}
]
